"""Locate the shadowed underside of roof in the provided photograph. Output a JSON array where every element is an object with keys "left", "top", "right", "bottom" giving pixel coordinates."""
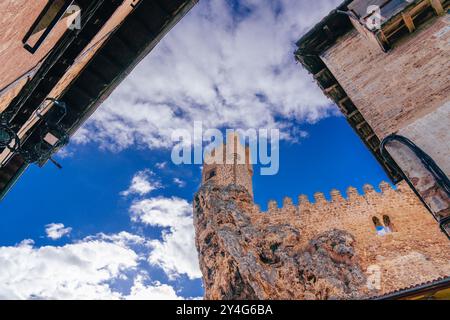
[{"left": 0, "top": 0, "right": 198, "bottom": 200}]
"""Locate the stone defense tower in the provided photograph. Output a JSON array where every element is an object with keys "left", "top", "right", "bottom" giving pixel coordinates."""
[{"left": 202, "top": 133, "right": 253, "bottom": 198}]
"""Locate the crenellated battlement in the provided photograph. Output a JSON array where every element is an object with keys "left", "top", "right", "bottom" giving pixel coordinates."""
[
  {"left": 262, "top": 181, "right": 414, "bottom": 215},
  {"left": 196, "top": 167, "right": 450, "bottom": 300},
  {"left": 330, "top": 189, "right": 344, "bottom": 202}
]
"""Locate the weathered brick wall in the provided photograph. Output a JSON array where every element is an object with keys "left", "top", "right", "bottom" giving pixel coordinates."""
[
  {"left": 319, "top": 14, "right": 450, "bottom": 232},
  {"left": 320, "top": 15, "right": 450, "bottom": 140},
  {"left": 0, "top": 1, "right": 74, "bottom": 92},
  {"left": 0, "top": 1, "right": 59, "bottom": 112}
]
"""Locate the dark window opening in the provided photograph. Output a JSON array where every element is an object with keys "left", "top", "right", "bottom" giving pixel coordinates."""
[
  {"left": 383, "top": 215, "right": 394, "bottom": 233},
  {"left": 205, "top": 169, "right": 216, "bottom": 181},
  {"left": 372, "top": 216, "right": 382, "bottom": 227},
  {"left": 442, "top": 220, "right": 450, "bottom": 238},
  {"left": 373, "top": 216, "right": 393, "bottom": 236},
  {"left": 23, "top": 0, "right": 75, "bottom": 54}
]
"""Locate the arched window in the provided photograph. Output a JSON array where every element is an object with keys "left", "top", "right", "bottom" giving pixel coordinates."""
[
  {"left": 372, "top": 216, "right": 387, "bottom": 236},
  {"left": 383, "top": 215, "right": 394, "bottom": 233},
  {"left": 372, "top": 216, "right": 381, "bottom": 227}
]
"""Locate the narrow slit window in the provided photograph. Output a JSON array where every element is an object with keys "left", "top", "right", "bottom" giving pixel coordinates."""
[
  {"left": 373, "top": 216, "right": 386, "bottom": 236},
  {"left": 206, "top": 169, "right": 217, "bottom": 181},
  {"left": 23, "top": 0, "right": 75, "bottom": 54},
  {"left": 383, "top": 215, "right": 394, "bottom": 233}
]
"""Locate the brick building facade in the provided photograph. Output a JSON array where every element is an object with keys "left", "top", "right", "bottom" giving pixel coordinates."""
[{"left": 295, "top": 0, "right": 450, "bottom": 236}]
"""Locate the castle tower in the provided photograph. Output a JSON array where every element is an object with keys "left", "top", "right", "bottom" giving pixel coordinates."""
[{"left": 201, "top": 133, "right": 253, "bottom": 198}]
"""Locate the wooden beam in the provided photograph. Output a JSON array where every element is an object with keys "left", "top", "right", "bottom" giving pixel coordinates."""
[
  {"left": 347, "top": 110, "right": 359, "bottom": 119},
  {"left": 376, "top": 30, "right": 390, "bottom": 52},
  {"left": 313, "top": 68, "right": 327, "bottom": 79},
  {"left": 402, "top": 12, "right": 416, "bottom": 33},
  {"left": 338, "top": 97, "right": 350, "bottom": 106},
  {"left": 338, "top": 98, "right": 352, "bottom": 114},
  {"left": 429, "top": 0, "right": 444, "bottom": 16},
  {"left": 324, "top": 83, "right": 338, "bottom": 94},
  {"left": 365, "top": 133, "right": 376, "bottom": 142},
  {"left": 356, "top": 121, "right": 368, "bottom": 130}
]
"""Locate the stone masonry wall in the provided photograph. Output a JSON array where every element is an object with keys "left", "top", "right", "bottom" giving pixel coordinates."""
[
  {"left": 255, "top": 181, "right": 450, "bottom": 295},
  {"left": 202, "top": 134, "right": 253, "bottom": 198},
  {"left": 194, "top": 179, "right": 450, "bottom": 299},
  {"left": 194, "top": 183, "right": 369, "bottom": 300}
]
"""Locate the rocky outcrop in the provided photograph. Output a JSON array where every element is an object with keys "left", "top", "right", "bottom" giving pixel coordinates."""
[{"left": 193, "top": 183, "right": 367, "bottom": 300}]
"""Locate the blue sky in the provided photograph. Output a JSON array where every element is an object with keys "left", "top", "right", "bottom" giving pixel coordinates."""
[{"left": 0, "top": 0, "right": 390, "bottom": 299}]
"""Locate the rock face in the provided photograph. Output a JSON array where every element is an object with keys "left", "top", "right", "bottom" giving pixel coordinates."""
[{"left": 194, "top": 183, "right": 367, "bottom": 300}]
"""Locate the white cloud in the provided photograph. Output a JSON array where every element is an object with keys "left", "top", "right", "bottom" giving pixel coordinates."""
[
  {"left": 126, "top": 273, "right": 183, "bottom": 300},
  {"left": 155, "top": 162, "right": 167, "bottom": 170},
  {"left": 130, "top": 197, "right": 201, "bottom": 280},
  {"left": 0, "top": 237, "right": 137, "bottom": 299},
  {"left": 0, "top": 174, "right": 203, "bottom": 299},
  {"left": 0, "top": 193, "right": 202, "bottom": 299},
  {"left": 55, "top": 147, "right": 74, "bottom": 159},
  {"left": 86, "top": 231, "right": 147, "bottom": 247},
  {"left": 120, "top": 169, "right": 162, "bottom": 197},
  {"left": 45, "top": 223, "right": 72, "bottom": 240},
  {"left": 173, "top": 178, "right": 186, "bottom": 188},
  {"left": 74, "top": 0, "right": 342, "bottom": 151},
  {"left": 0, "top": 233, "right": 189, "bottom": 300}
]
